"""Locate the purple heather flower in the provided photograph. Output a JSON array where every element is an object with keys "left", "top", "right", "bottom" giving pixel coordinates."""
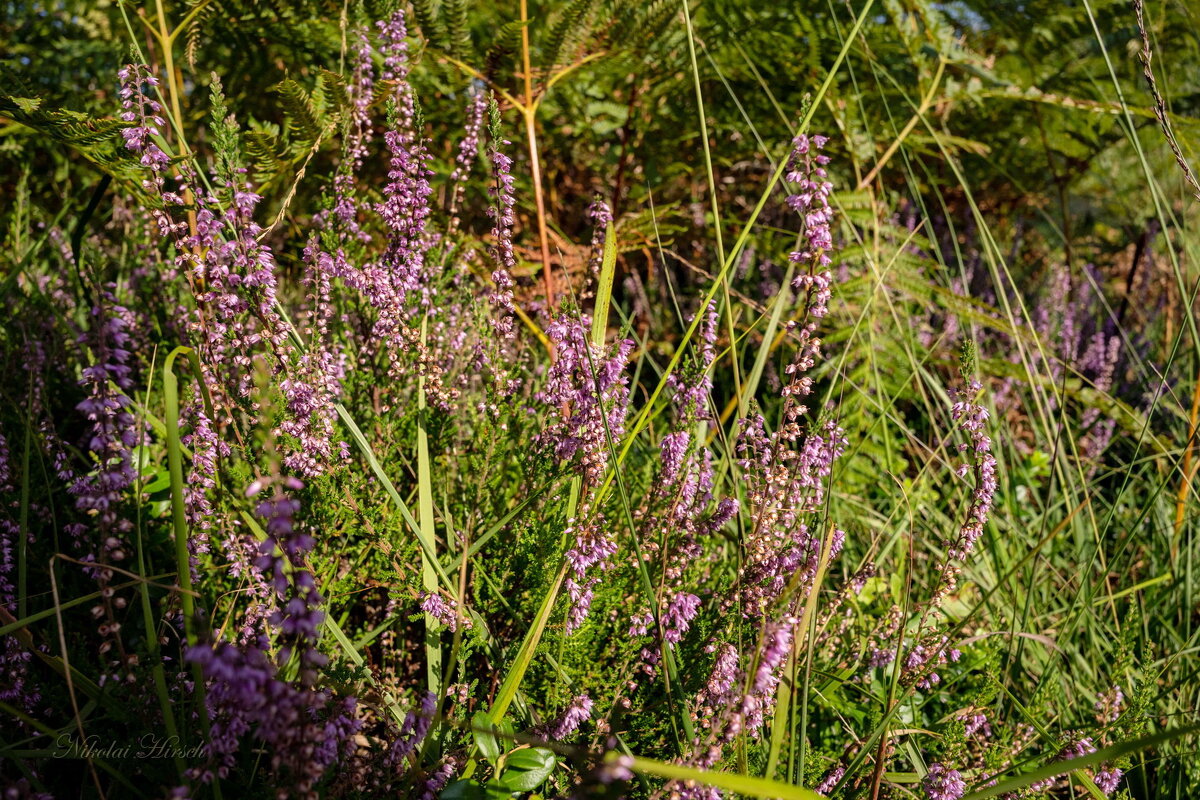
[
  {"left": 948, "top": 380, "right": 997, "bottom": 561},
  {"left": 660, "top": 431, "right": 691, "bottom": 484},
  {"left": 663, "top": 592, "right": 701, "bottom": 644},
  {"left": 1095, "top": 685, "right": 1124, "bottom": 724},
  {"left": 586, "top": 197, "right": 613, "bottom": 277},
  {"left": 667, "top": 302, "right": 718, "bottom": 422},
  {"left": 537, "top": 314, "right": 634, "bottom": 486},
  {"left": 694, "top": 642, "right": 740, "bottom": 746},
  {"left": 420, "top": 591, "right": 470, "bottom": 632},
  {"left": 564, "top": 573, "right": 601, "bottom": 634},
  {"left": 683, "top": 134, "right": 849, "bottom": 776},
  {"left": 596, "top": 753, "right": 635, "bottom": 784},
  {"left": 957, "top": 711, "right": 991, "bottom": 739},
  {"left": 1094, "top": 767, "right": 1123, "bottom": 795},
  {"left": 420, "top": 758, "right": 459, "bottom": 800},
  {"left": 785, "top": 134, "right": 835, "bottom": 271},
  {"left": 1060, "top": 736, "right": 1097, "bottom": 761},
  {"left": 0, "top": 434, "right": 40, "bottom": 718},
  {"left": 344, "top": 28, "right": 375, "bottom": 176},
  {"left": 187, "top": 476, "right": 359, "bottom": 793},
  {"left": 450, "top": 89, "right": 487, "bottom": 186},
  {"left": 816, "top": 766, "right": 845, "bottom": 795},
  {"left": 923, "top": 763, "right": 966, "bottom": 800},
  {"left": 70, "top": 296, "right": 137, "bottom": 564},
  {"left": 117, "top": 64, "right": 170, "bottom": 173},
  {"left": 486, "top": 109, "right": 518, "bottom": 337},
  {"left": 391, "top": 691, "right": 437, "bottom": 763},
  {"left": 545, "top": 694, "right": 593, "bottom": 740},
  {"left": 371, "top": 87, "right": 435, "bottom": 312}
]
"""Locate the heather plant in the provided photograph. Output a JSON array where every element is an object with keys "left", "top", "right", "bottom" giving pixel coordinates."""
[{"left": 3, "top": 1, "right": 1200, "bottom": 800}]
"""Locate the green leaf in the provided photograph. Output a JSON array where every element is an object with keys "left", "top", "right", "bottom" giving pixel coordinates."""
[
  {"left": 440, "top": 778, "right": 488, "bottom": 800},
  {"left": 473, "top": 711, "right": 500, "bottom": 763},
  {"left": 498, "top": 748, "right": 556, "bottom": 791}
]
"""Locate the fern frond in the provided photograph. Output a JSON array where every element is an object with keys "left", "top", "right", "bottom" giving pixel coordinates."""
[
  {"left": 443, "top": 0, "right": 472, "bottom": 61},
  {"left": 484, "top": 20, "right": 528, "bottom": 82},
  {"left": 410, "top": 0, "right": 447, "bottom": 49},
  {"left": 274, "top": 78, "right": 324, "bottom": 152},
  {"left": 543, "top": 0, "right": 597, "bottom": 70}
]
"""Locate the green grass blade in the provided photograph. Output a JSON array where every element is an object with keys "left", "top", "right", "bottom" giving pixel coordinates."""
[
  {"left": 591, "top": 218, "right": 617, "bottom": 347},
  {"left": 622, "top": 754, "right": 826, "bottom": 799},
  {"left": 418, "top": 316, "right": 442, "bottom": 697},
  {"left": 964, "top": 723, "right": 1200, "bottom": 799}
]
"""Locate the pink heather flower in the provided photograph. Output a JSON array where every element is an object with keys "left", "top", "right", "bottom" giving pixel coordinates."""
[
  {"left": 376, "top": 128, "right": 434, "bottom": 292},
  {"left": 736, "top": 415, "right": 847, "bottom": 617},
  {"left": 660, "top": 431, "right": 691, "bottom": 484},
  {"left": 663, "top": 592, "right": 701, "bottom": 644},
  {"left": 957, "top": 711, "right": 991, "bottom": 739},
  {"left": 923, "top": 763, "right": 966, "bottom": 800},
  {"left": 187, "top": 477, "right": 359, "bottom": 793},
  {"left": 71, "top": 296, "right": 137, "bottom": 565},
  {"left": 816, "top": 766, "right": 845, "bottom": 795},
  {"left": 785, "top": 134, "right": 835, "bottom": 271},
  {"left": 391, "top": 691, "right": 437, "bottom": 763},
  {"left": 537, "top": 313, "right": 634, "bottom": 632},
  {"left": 344, "top": 27, "right": 375, "bottom": 175},
  {"left": 628, "top": 611, "right": 654, "bottom": 637},
  {"left": 537, "top": 314, "right": 634, "bottom": 486},
  {"left": 1095, "top": 685, "right": 1124, "bottom": 724},
  {"left": 1094, "top": 767, "right": 1122, "bottom": 795},
  {"left": 667, "top": 301, "right": 718, "bottom": 422},
  {"left": 420, "top": 758, "right": 458, "bottom": 800},
  {"left": 684, "top": 134, "right": 847, "bottom": 777},
  {"left": 117, "top": 64, "right": 170, "bottom": 173},
  {"left": 0, "top": 434, "right": 40, "bottom": 717},
  {"left": 378, "top": 8, "right": 414, "bottom": 99},
  {"left": 564, "top": 574, "right": 600, "bottom": 633},
  {"left": 486, "top": 104, "right": 518, "bottom": 337},
  {"left": 372, "top": 48, "right": 435, "bottom": 311},
  {"left": 545, "top": 694, "right": 593, "bottom": 740},
  {"left": 694, "top": 642, "right": 740, "bottom": 741},
  {"left": 596, "top": 754, "right": 634, "bottom": 784},
  {"left": 586, "top": 197, "right": 613, "bottom": 277},
  {"left": 450, "top": 89, "right": 487, "bottom": 185},
  {"left": 948, "top": 379, "right": 997, "bottom": 561},
  {"left": 420, "top": 592, "right": 470, "bottom": 632},
  {"left": 1060, "top": 736, "right": 1096, "bottom": 761}
]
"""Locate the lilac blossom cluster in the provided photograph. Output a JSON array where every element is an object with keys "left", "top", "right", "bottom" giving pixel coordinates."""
[
  {"left": 538, "top": 314, "right": 634, "bottom": 487},
  {"left": 118, "top": 64, "right": 344, "bottom": 479},
  {"left": 586, "top": 198, "right": 613, "bottom": 280},
  {"left": 899, "top": 374, "right": 997, "bottom": 690},
  {"left": 186, "top": 476, "right": 359, "bottom": 795},
  {"left": 923, "top": 763, "right": 967, "bottom": 800},
  {"left": 68, "top": 297, "right": 141, "bottom": 681},
  {"left": 69, "top": 296, "right": 137, "bottom": 563},
  {"left": 541, "top": 693, "right": 593, "bottom": 740},
  {"left": 486, "top": 99, "right": 518, "bottom": 338},
  {"left": 682, "top": 134, "right": 851, "bottom": 784},
  {"left": 628, "top": 305, "right": 734, "bottom": 676},
  {"left": 0, "top": 434, "right": 39, "bottom": 718}
]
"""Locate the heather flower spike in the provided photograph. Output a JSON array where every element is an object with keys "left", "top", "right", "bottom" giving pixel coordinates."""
[{"left": 486, "top": 93, "right": 517, "bottom": 337}]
